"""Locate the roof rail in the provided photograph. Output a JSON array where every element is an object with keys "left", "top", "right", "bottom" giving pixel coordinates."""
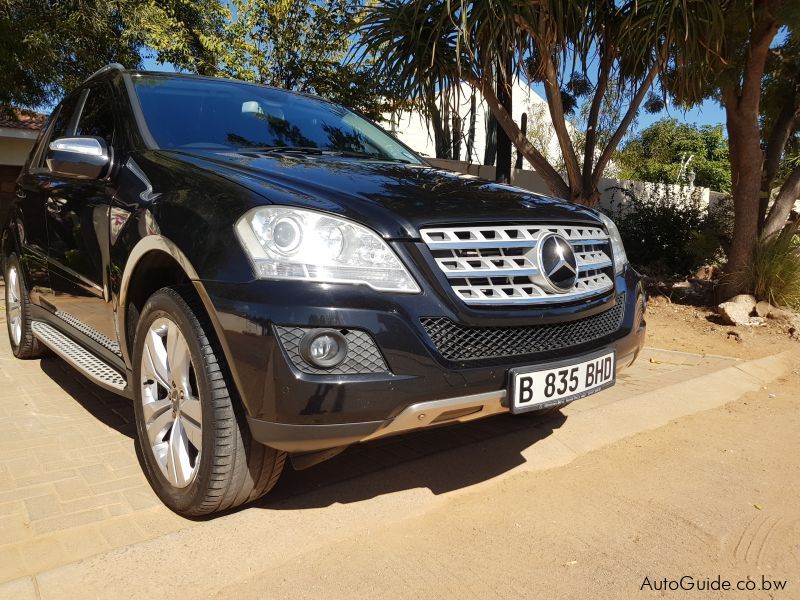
[{"left": 83, "top": 63, "right": 125, "bottom": 84}]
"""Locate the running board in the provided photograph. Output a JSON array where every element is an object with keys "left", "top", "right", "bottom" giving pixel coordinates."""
[{"left": 31, "top": 321, "right": 128, "bottom": 394}]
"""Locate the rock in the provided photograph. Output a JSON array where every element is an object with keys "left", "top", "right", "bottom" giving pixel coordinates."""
[
  {"left": 718, "top": 300, "right": 754, "bottom": 326},
  {"left": 671, "top": 278, "right": 715, "bottom": 306},
  {"left": 755, "top": 301, "right": 773, "bottom": 318},
  {"left": 731, "top": 294, "right": 757, "bottom": 308},
  {"left": 693, "top": 265, "right": 721, "bottom": 281},
  {"left": 767, "top": 305, "right": 796, "bottom": 324}
]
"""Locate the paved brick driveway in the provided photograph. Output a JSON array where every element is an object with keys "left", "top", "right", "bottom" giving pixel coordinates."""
[{"left": 0, "top": 281, "right": 739, "bottom": 583}]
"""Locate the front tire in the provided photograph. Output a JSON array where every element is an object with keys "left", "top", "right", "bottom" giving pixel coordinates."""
[
  {"left": 4, "top": 253, "right": 44, "bottom": 359},
  {"left": 132, "top": 287, "right": 285, "bottom": 516}
]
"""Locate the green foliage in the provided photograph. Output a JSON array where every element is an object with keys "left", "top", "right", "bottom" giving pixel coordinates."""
[
  {"left": 0, "top": 0, "right": 226, "bottom": 109},
  {"left": 605, "top": 185, "right": 731, "bottom": 277},
  {"left": 750, "top": 226, "right": 800, "bottom": 310},
  {"left": 218, "top": 0, "right": 388, "bottom": 120},
  {"left": 617, "top": 119, "right": 731, "bottom": 192}
]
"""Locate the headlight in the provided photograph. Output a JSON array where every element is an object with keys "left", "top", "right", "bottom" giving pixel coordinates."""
[
  {"left": 235, "top": 206, "right": 420, "bottom": 293},
  {"left": 598, "top": 212, "right": 627, "bottom": 275}
]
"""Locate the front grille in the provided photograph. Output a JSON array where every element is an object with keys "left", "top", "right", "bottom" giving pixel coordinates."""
[
  {"left": 274, "top": 326, "right": 389, "bottom": 375},
  {"left": 420, "top": 223, "right": 614, "bottom": 305},
  {"left": 421, "top": 294, "right": 625, "bottom": 362}
]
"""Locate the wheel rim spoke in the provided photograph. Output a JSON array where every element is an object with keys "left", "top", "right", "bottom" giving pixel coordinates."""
[
  {"left": 166, "top": 322, "right": 191, "bottom": 386},
  {"left": 7, "top": 268, "right": 18, "bottom": 303},
  {"left": 139, "top": 316, "right": 202, "bottom": 489},
  {"left": 144, "top": 400, "right": 173, "bottom": 446},
  {"left": 167, "top": 419, "right": 192, "bottom": 487},
  {"left": 144, "top": 327, "right": 171, "bottom": 388},
  {"left": 180, "top": 413, "right": 202, "bottom": 453},
  {"left": 6, "top": 266, "right": 23, "bottom": 345},
  {"left": 180, "top": 394, "right": 202, "bottom": 424}
]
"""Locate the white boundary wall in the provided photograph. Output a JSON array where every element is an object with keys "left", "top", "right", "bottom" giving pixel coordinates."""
[{"left": 426, "top": 158, "right": 713, "bottom": 212}]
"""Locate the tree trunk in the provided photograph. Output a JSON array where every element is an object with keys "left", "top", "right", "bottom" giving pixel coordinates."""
[
  {"left": 495, "top": 66, "right": 513, "bottom": 183},
  {"left": 452, "top": 112, "right": 462, "bottom": 161},
  {"left": 441, "top": 100, "right": 452, "bottom": 158},
  {"left": 429, "top": 101, "right": 451, "bottom": 159},
  {"left": 515, "top": 112, "right": 527, "bottom": 170},
  {"left": 484, "top": 111, "right": 497, "bottom": 166},
  {"left": 722, "top": 100, "right": 769, "bottom": 296},
  {"left": 466, "top": 93, "right": 477, "bottom": 163},
  {"left": 718, "top": 3, "right": 780, "bottom": 299}
]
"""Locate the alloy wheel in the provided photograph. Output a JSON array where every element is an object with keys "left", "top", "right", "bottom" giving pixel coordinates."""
[
  {"left": 6, "top": 265, "right": 23, "bottom": 347},
  {"left": 140, "top": 317, "right": 203, "bottom": 488}
]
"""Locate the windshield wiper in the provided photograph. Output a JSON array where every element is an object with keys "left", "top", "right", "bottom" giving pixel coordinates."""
[
  {"left": 322, "top": 150, "right": 412, "bottom": 164},
  {"left": 240, "top": 146, "right": 412, "bottom": 164},
  {"left": 240, "top": 146, "right": 323, "bottom": 155}
]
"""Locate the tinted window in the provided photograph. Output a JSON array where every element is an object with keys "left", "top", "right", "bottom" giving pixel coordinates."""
[
  {"left": 50, "top": 94, "right": 82, "bottom": 140},
  {"left": 132, "top": 75, "right": 421, "bottom": 164},
  {"left": 75, "top": 84, "right": 115, "bottom": 147}
]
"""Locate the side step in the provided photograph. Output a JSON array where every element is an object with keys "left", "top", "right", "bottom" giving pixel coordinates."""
[{"left": 31, "top": 321, "right": 128, "bottom": 394}]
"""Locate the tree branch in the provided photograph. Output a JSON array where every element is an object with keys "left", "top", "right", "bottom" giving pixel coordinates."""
[
  {"left": 515, "top": 14, "right": 582, "bottom": 192},
  {"left": 592, "top": 60, "right": 660, "bottom": 185},
  {"left": 762, "top": 95, "right": 800, "bottom": 191},
  {"left": 464, "top": 74, "right": 570, "bottom": 198},
  {"left": 762, "top": 165, "right": 800, "bottom": 239},
  {"left": 583, "top": 48, "right": 611, "bottom": 191},
  {"left": 739, "top": 1, "right": 780, "bottom": 115}
]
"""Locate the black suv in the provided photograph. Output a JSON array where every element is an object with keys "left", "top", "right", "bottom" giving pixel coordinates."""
[{"left": 2, "top": 65, "right": 645, "bottom": 515}]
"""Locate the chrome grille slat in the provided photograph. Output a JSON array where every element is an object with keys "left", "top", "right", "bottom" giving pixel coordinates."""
[{"left": 421, "top": 223, "right": 615, "bottom": 306}]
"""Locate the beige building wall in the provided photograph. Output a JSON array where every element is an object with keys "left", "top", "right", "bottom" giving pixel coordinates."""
[{"left": 0, "top": 136, "right": 36, "bottom": 167}]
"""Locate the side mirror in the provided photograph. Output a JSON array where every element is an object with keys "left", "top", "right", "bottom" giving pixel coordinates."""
[{"left": 46, "top": 137, "right": 110, "bottom": 179}]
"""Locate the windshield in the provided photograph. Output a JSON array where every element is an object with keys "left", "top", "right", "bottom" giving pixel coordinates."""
[{"left": 131, "top": 74, "right": 422, "bottom": 164}]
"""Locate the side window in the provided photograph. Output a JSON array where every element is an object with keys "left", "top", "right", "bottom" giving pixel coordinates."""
[
  {"left": 50, "top": 94, "right": 82, "bottom": 140},
  {"left": 75, "top": 85, "right": 115, "bottom": 148},
  {"left": 31, "top": 93, "right": 82, "bottom": 170}
]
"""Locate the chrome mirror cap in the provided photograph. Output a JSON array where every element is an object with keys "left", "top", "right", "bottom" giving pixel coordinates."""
[
  {"left": 47, "top": 136, "right": 110, "bottom": 179},
  {"left": 49, "top": 136, "right": 108, "bottom": 157}
]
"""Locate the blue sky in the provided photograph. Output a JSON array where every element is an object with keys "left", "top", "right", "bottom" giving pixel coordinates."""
[{"left": 637, "top": 99, "right": 726, "bottom": 129}]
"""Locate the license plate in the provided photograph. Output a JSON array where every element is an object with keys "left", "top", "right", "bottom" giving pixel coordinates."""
[{"left": 509, "top": 350, "right": 616, "bottom": 414}]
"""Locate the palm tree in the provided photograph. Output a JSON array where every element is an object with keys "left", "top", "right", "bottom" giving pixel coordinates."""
[{"left": 358, "top": 0, "right": 726, "bottom": 207}]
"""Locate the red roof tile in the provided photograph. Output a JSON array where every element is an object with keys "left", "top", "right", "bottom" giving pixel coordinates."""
[{"left": 0, "top": 108, "right": 48, "bottom": 131}]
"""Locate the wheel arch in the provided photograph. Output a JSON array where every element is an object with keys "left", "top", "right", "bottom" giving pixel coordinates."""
[{"left": 118, "top": 236, "right": 248, "bottom": 410}]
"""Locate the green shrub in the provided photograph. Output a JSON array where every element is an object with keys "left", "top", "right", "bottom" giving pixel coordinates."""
[
  {"left": 750, "top": 225, "right": 800, "bottom": 310},
  {"left": 604, "top": 185, "right": 730, "bottom": 277}
]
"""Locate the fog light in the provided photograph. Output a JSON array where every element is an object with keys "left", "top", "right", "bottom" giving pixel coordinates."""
[{"left": 300, "top": 330, "right": 348, "bottom": 368}]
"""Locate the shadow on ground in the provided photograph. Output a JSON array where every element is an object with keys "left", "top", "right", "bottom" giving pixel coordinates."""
[
  {"left": 263, "top": 411, "right": 566, "bottom": 509},
  {"left": 39, "top": 355, "right": 136, "bottom": 437},
  {"left": 37, "top": 354, "right": 568, "bottom": 511}
]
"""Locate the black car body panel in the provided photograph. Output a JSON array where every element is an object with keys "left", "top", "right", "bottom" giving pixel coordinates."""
[
  {"left": 3, "top": 68, "right": 646, "bottom": 457},
  {"left": 167, "top": 149, "right": 603, "bottom": 240}
]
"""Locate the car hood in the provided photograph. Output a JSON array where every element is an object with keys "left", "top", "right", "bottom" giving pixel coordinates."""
[{"left": 166, "top": 150, "right": 602, "bottom": 239}]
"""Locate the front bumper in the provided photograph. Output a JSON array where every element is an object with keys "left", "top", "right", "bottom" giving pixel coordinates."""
[{"left": 199, "top": 265, "right": 646, "bottom": 452}]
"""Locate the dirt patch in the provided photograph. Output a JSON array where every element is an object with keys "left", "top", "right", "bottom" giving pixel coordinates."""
[
  {"left": 218, "top": 367, "right": 800, "bottom": 600},
  {"left": 646, "top": 295, "right": 799, "bottom": 359}
]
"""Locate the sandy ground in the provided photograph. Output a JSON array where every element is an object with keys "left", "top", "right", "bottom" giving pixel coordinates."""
[
  {"left": 646, "top": 295, "right": 799, "bottom": 359},
  {"left": 216, "top": 304, "right": 800, "bottom": 599}
]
